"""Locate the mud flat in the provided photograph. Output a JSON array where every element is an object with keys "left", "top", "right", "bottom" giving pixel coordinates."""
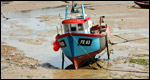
[
  {"left": 1, "top": 1, "right": 149, "bottom": 79},
  {"left": 1, "top": 43, "right": 54, "bottom": 79}
]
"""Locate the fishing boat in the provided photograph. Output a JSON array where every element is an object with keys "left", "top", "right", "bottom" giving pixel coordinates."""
[
  {"left": 134, "top": 1, "right": 149, "bottom": 8},
  {"left": 53, "top": 4, "right": 111, "bottom": 69}
]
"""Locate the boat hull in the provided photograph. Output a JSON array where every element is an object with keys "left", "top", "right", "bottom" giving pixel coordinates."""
[
  {"left": 66, "top": 47, "right": 106, "bottom": 69},
  {"left": 134, "top": 1, "right": 149, "bottom": 8},
  {"left": 56, "top": 26, "right": 110, "bottom": 69}
]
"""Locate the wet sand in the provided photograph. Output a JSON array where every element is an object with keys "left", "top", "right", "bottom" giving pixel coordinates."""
[{"left": 1, "top": 1, "right": 149, "bottom": 79}]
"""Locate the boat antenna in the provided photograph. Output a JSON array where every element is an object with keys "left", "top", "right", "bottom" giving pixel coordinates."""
[
  {"left": 71, "top": 1, "right": 78, "bottom": 13},
  {"left": 71, "top": 1, "right": 75, "bottom": 13}
]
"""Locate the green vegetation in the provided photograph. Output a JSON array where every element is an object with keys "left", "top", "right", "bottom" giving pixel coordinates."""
[
  {"left": 135, "top": 76, "right": 149, "bottom": 79},
  {"left": 129, "top": 59, "right": 149, "bottom": 66},
  {"left": 133, "top": 54, "right": 149, "bottom": 57},
  {"left": 112, "top": 77, "right": 122, "bottom": 79},
  {"left": 26, "top": 75, "right": 33, "bottom": 79},
  {"left": 124, "top": 61, "right": 127, "bottom": 63},
  {"left": 42, "top": 76, "right": 46, "bottom": 78}
]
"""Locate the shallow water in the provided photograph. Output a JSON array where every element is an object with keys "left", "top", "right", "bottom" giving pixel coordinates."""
[{"left": 2, "top": 8, "right": 65, "bottom": 31}]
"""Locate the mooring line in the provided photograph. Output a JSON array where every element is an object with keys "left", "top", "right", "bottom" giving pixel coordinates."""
[{"left": 113, "top": 35, "right": 128, "bottom": 41}]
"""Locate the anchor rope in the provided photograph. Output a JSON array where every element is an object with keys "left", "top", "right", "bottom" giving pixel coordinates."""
[
  {"left": 69, "top": 33, "right": 98, "bottom": 60},
  {"left": 69, "top": 33, "right": 103, "bottom": 68},
  {"left": 68, "top": 33, "right": 149, "bottom": 73}
]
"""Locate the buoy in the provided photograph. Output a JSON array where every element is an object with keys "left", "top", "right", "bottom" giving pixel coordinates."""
[
  {"left": 53, "top": 40, "right": 60, "bottom": 51},
  {"left": 53, "top": 41, "right": 56, "bottom": 45}
]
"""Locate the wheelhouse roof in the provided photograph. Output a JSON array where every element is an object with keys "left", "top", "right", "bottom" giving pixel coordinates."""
[{"left": 62, "top": 17, "right": 91, "bottom": 24}]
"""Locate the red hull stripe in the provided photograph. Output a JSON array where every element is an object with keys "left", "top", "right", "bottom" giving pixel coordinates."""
[{"left": 56, "top": 33, "right": 105, "bottom": 40}]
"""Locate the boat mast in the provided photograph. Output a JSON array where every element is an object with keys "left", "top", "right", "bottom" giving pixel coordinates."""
[
  {"left": 81, "top": 5, "right": 85, "bottom": 19},
  {"left": 65, "top": 6, "right": 69, "bottom": 20}
]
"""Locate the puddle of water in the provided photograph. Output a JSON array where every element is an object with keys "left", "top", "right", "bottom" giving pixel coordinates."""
[
  {"left": 4, "top": 6, "right": 66, "bottom": 18},
  {"left": 2, "top": 17, "right": 59, "bottom": 31},
  {"left": 1, "top": 57, "right": 5, "bottom": 61}
]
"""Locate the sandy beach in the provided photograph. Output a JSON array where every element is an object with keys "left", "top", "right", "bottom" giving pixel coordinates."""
[{"left": 1, "top": 1, "right": 149, "bottom": 79}]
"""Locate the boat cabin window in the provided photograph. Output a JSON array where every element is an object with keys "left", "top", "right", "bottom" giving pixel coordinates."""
[
  {"left": 70, "top": 24, "right": 76, "bottom": 31},
  {"left": 78, "top": 23, "right": 84, "bottom": 31},
  {"left": 63, "top": 23, "right": 85, "bottom": 33},
  {"left": 64, "top": 24, "right": 69, "bottom": 33}
]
